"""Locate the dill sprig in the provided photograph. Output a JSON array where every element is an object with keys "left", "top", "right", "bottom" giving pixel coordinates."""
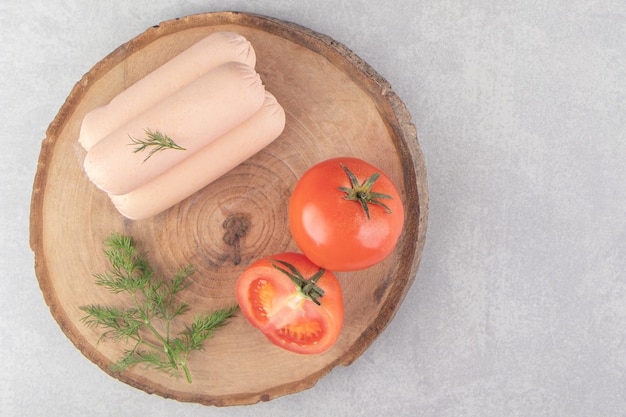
[
  {"left": 129, "top": 129, "right": 186, "bottom": 162},
  {"left": 80, "top": 233, "right": 238, "bottom": 383}
]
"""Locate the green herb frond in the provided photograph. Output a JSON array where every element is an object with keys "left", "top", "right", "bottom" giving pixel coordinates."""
[
  {"left": 179, "top": 305, "right": 239, "bottom": 352},
  {"left": 129, "top": 129, "right": 186, "bottom": 162},
  {"left": 79, "top": 305, "right": 142, "bottom": 343},
  {"left": 80, "top": 233, "right": 238, "bottom": 383},
  {"left": 112, "top": 347, "right": 178, "bottom": 376}
]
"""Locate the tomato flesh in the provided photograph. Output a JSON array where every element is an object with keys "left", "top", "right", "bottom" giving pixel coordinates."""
[
  {"left": 248, "top": 277, "right": 326, "bottom": 346},
  {"left": 250, "top": 278, "right": 273, "bottom": 324},
  {"left": 278, "top": 320, "right": 323, "bottom": 344},
  {"left": 236, "top": 253, "right": 343, "bottom": 354}
]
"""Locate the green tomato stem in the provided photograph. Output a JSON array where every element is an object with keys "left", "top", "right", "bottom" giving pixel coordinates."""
[{"left": 338, "top": 163, "right": 393, "bottom": 220}]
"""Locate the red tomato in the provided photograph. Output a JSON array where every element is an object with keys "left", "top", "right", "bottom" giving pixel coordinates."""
[
  {"left": 289, "top": 157, "right": 404, "bottom": 271},
  {"left": 235, "top": 252, "right": 344, "bottom": 354}
]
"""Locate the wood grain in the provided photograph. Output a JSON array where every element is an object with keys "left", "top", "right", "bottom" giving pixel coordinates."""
[{"left": 29, "top": 12, "right": 428, "bottom": 406}]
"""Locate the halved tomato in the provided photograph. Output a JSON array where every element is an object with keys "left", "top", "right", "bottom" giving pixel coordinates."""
[{"left": 235, "top": 252, "right": 344, "bottom": 354}]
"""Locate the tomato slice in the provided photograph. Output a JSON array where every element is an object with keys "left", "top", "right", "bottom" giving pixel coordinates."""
[{"left": 236, "top": 253, "right": 344, "bottom": 354}]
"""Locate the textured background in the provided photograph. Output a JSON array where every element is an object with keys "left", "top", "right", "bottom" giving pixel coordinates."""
[{"left": 2, "top": 1, "right": 625, "bottom": 416}]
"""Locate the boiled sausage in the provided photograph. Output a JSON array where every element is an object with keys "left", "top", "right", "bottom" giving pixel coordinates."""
[
  {"left": 79, "top": 31, "right": 257, "bottom": 150},
  {"left": 83, "top": 61, "right": 266, "bottom": 196},
  {"left": 109, "top": 92, "right": 286, "bottom": 220}
]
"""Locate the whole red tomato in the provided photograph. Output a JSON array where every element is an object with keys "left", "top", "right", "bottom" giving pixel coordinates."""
[
  {"left": 235, "top": 252, "right": 344, "bottom": 354},
  {"left": 289, "top": 157, "right": 404, "bottom": 271}
]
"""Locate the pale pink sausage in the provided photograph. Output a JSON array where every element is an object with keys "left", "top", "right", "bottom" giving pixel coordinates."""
[
  {"left": 79, "top": 31, "right": 257, "bottom": 150},
  {"left": 109, "top": 92, "right": 286, "bottom": 220},
  {"left": 83, "top": 61, "right": 265, "bottom": 196}
]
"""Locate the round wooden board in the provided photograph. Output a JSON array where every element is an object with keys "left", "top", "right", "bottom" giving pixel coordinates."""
[{"left": 29, "top": 12, "right": 428, "bottom": 406}]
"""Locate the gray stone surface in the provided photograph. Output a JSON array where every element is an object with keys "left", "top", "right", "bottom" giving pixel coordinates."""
[{"left": 1, "top": 0, "right": 624, "bottom": 415}]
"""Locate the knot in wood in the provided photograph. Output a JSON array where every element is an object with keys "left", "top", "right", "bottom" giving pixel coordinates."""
[{"left": 222, "top": 214, "right": 251, "bottom": 265}]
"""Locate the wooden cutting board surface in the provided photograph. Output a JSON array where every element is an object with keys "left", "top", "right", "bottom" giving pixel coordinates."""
[{"left": 29, "top": 11, "right": 428, "bottom": 406}]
